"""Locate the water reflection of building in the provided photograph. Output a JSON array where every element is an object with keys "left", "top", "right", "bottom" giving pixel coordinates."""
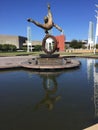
[
  {"left": 93, "top": 61, "right": 98, "bottom": 117},
  {"left": 87, "top": 59, "right": 94, "bottom": 80},
  {"left": 87, "top": 59, "right": 98, "bottom": 117}
]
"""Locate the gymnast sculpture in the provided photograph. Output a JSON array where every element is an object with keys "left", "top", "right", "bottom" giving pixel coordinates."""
[{"left": 27, "top": 4, "right": 63, "bottom": 34}]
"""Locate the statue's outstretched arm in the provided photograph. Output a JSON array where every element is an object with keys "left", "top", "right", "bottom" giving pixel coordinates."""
[
  {"left": 53, "top": 23, "right": 63, "bottom": 32},
  {"left": 27, "top": 18, "right": 46, "bottom": 30}
]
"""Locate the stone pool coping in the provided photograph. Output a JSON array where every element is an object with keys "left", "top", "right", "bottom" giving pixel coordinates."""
[
  {"left": 0, "top": 54, "right": 98, "bottom": 70},
  {"left": 0, "top": 56, "right": 33, "bottom": 69},
  {"left": 0, "top": 56, "right": 80, "bottom": 70}
]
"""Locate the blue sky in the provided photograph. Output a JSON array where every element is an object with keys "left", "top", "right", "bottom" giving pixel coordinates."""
[{"left": 0, "top": 0, "right": 97, "bottom": 41}]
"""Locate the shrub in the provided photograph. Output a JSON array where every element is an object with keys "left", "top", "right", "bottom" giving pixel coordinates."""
[
  {"left": 0, "top": 44, "right": 16, "bottom": 52},
  {"left": 9, "top": 44, "right": 16, "bottom": 51},
  {"left": 96, "top": 44, "right": 98, "bottom": 49},
  {"left": 34, "top": 45, "right": 42, "bottom": 51},
  {"left": 0, "top": 44, "right": 3, "bottom": 51}
]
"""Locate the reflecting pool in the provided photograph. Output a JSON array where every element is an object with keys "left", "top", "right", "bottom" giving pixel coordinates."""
[{"left": 0, "top": 58, "right": 98, "bottom": 130}]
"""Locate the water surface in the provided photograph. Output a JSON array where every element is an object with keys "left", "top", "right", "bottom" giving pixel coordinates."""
[{"left": 0, "top": 58, "right": 98, "bottom": 130}]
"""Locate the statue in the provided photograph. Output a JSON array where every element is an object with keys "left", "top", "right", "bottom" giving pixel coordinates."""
[{"left": 27, "top": 4, "right": 63, "bottom": 34}]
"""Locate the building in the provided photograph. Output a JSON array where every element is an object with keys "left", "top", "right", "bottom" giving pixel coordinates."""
[
  {"left": 0, "top": 35, "right": 27, "bottom": 49},
  {"left": 24, "top": 35, "right": 66, "bottom": 52},
  {"left": 87, "top": 21, "right": 94, "bottom": 49},
  {"left": 55, "top": 35, "right": 65, "bottom": 51}
]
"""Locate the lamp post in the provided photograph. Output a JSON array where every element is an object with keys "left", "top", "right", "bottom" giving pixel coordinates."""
[{"left": 27, "top": 26, "right": 32, "bottom": 52}]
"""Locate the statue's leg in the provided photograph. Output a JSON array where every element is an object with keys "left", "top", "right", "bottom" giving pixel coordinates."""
[
  {"left": 27, "top": 18, "right": 46, "bottom": 29},
  {"left": 47, "top": 4, "right": 53, "bottom": 23},
  {"left": 53, "top": 24, "right": 63, "bottom": 32}
]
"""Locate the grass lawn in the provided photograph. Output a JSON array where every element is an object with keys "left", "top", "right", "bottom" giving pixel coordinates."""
[
  {"left": 0, "top": 51, "right": 98, "bottom": 58},
  {"left": 0, "top": 51, "right": 44, "bottom": 57}
]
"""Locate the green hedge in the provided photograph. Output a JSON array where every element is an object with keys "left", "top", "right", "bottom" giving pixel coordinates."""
[
  {"left": 0, "top": 44, "right": 16, "bottom": 52},
  {"left": 34, "top": 45, "right": 42, "bottom": 51},
  {"left": 70, "top": 40, "right": 84, "bottom": 49}
]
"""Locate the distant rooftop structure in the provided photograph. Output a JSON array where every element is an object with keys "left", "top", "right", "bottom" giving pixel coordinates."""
[
  {"left": 87, "top": 21, "right": 94, "bottom": 49},
  {"left": 95, "top": 4, "right": 98, "bottom": 45}
]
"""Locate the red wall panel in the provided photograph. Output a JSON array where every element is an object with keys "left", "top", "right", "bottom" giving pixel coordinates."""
[{"left": 55, "top": 35, "right": 65, "bottom": 51}]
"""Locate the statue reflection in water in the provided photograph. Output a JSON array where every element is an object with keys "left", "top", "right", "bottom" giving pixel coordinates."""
[{"left": 34, "top": 73, "right": 61, "bottom": 111}]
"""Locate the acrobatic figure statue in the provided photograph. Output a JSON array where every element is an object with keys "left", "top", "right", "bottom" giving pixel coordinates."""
[{"left": 27, "top": 4, "right": 63, "bottom": 34}]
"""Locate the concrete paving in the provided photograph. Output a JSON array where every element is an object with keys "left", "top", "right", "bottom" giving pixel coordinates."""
[
  {"left": 0, "top": 56, "right": 33, "bottom": 69},
  {"left": 0, "top": 56, "right": 80, "bottom": 70}
]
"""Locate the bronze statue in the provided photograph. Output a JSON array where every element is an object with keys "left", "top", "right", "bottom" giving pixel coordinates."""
[{"left": 27, "top": 4, "right": 63, "bottom": 34}]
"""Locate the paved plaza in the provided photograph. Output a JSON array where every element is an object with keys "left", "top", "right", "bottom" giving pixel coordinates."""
[{"left": 0, "top": 56, "right": 33, "bottom": 69}]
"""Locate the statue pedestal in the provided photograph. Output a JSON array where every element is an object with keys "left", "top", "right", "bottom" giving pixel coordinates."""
[
  {"left": 38, "top": 57, "right": 63, "bottom": 66},
  {"left": 39, "top": 54, "right": 59, "bottom": 58}
]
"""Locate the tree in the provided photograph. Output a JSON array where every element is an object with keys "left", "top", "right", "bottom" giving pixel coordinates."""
[
  {"left": 0, "top": 44, "right": 3, "bottom": 51},
  {"left": 96, "top": 44, "right": 98, "bottom": 49},
  {"left": 34, "top": 45, "right": 42, "bottom": 51},
  {"left": 70, "top": 40, "right": 83, "bottom": 49}
]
